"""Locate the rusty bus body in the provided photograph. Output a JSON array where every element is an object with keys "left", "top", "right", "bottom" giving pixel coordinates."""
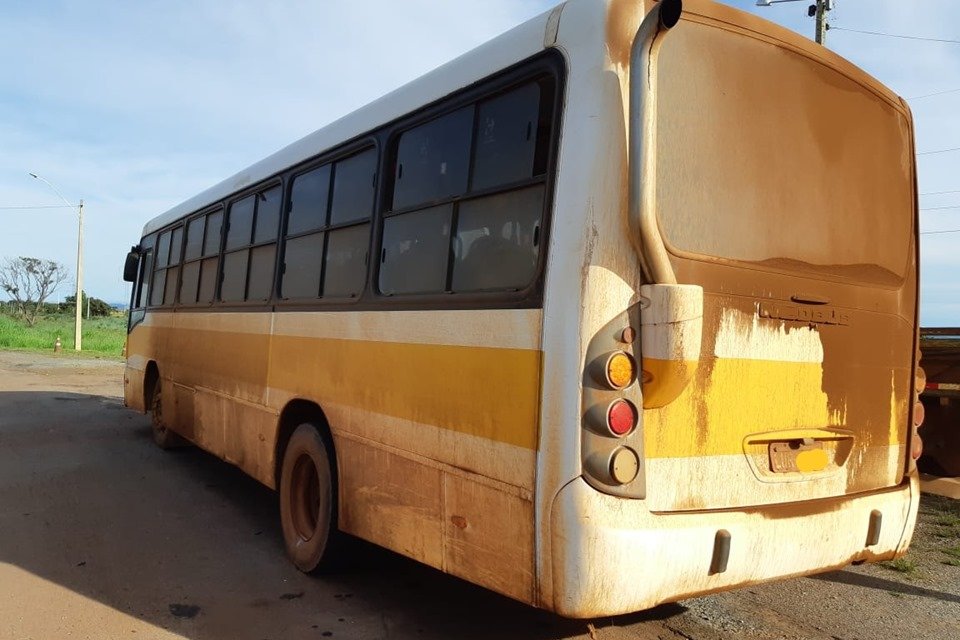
[{"left": 123, "top": 0, "right": 922, "bottom": 617}]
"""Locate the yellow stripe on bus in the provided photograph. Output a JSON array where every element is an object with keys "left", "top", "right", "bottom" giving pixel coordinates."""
[
  {"left": 129, "top": 325, "right": 542, "bottom": 450},
  {"left": 643, "top": 357, "right": 910, "bottom": 458}
]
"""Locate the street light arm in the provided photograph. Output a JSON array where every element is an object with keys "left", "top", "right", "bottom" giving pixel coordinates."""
[{"left": 29, "top": 172, "right": 76, "bottom": 212}]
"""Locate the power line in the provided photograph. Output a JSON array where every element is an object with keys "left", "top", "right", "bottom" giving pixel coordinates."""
[
  {"left": 921, "top": 189, "right": 960, "bottom": 196},
  {"left": 922, "top": 205, "right": 960, "bottom": 212},
  {"left": 918, "top": 147, "right": 960, "bottom": 156},
  {"left": 0, "top": 204, "right": 74, "bottom": 210},
  {"left": 921, "top": 229, "right": 960, "bottom": 235},
  {"left": 908, "top": 87, "right": 960, "bottom": 100},
  {"left": 830, "top": 26, "right": 960, "bottom": 44}
]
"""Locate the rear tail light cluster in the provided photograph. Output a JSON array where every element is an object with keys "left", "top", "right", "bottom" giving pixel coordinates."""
[
  {"left": 911, "top": 366, "right": 926, "bottom": 462},
  {"left": 583, "top": 336, "right": 643, "bottom": 491}
]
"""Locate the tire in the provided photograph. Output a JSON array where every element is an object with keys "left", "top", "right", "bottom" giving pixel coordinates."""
[
  {"left": 279, "top": 423, "right": 342, "bottom": 573},
  {"left": 150, "top": 377, "right": 187, "bottom": 450}
]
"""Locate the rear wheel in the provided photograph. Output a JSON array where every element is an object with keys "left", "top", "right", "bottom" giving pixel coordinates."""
[
  {"left": 150, "top": 377, "right": 186, "bottom": 449},
  {"left": 279, "top": 423, "right": 342, "bottom": 572}
]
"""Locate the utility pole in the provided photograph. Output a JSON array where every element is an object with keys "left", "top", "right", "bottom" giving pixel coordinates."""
[
  {"left": 756, "top": 0, "right": 833, "bottom": 47},
  {"left": 814, "top": 0, "right": 830, "bottom": 46},
  {"left": 76, "top": 199, "right": 84, "bottom": 350},
  {"left": 29, "top": 173, "right": 85, "bottom": 351}
]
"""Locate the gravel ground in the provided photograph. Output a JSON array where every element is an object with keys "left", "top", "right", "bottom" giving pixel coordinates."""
[{"left": 0, "top": 349, "right": 957, "bottom": 640}]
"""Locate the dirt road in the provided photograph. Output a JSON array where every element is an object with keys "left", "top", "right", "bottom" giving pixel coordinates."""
[{"left": 0, "top": 350, "right": 957, "bottom": 640}]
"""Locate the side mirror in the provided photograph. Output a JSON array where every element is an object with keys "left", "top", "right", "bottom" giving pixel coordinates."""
[{"left": 123, "top": 247, "right": 140, "bottom": 283}]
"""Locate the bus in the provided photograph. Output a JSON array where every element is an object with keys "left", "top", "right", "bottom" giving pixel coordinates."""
[{"left": 122, "top": 0, "right": 924, "bottom": 618}]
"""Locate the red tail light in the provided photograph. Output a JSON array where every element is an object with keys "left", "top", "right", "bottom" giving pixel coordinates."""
[{"left": 607, "top": 399, "right": 637, "bottom": 437}]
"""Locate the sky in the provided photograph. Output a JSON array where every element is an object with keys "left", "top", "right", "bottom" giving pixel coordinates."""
[{"left": 0, "top": 0, "right": 957, "bottom": 324}]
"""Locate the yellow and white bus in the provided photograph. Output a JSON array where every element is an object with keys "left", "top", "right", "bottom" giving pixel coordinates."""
[{"left": 123, "top": 0, "right": 924, "bottom": 617}]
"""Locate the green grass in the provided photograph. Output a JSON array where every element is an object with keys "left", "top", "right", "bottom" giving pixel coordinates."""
[
  {"left": 882, "top": 557, "right": 919, "bottom": 575},
  {"left": 0, "top": 313, "right": 126, "bottom": 357}
]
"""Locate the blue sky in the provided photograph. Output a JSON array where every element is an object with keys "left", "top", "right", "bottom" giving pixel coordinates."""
[{"left": 0, "top": 0, "right": 957, "bottom": 324}]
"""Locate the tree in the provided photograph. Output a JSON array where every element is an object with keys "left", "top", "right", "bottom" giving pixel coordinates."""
[
  {"left": 0, "top": 256, "right": 69, "bottom": 326},
  {"left": 64, "top": 292, "right": 114, "bottom": 318}
]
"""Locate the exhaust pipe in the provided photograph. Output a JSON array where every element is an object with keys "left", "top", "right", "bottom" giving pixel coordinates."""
[{"left": 628, "top": 0, "right": 682, "bottom": 285}]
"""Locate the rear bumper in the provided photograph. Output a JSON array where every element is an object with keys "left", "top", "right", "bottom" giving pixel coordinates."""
[{"left": 548, "top": 472, "right": 919, "bottom": 618}]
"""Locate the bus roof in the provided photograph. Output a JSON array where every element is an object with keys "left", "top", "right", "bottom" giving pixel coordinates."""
[
  {"left": 142, "top": 3, "right": 563, "bottom": 237},
  {"left": 142, "top": 0, "right": 908, "bottom": 238}
]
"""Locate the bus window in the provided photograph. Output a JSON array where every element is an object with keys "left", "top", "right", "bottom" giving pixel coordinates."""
[
  {"left": 451, "top": 185, "right": 543, "bottom": 292},
  {"left": 471, "top": 83, "right": 542, "bottom": 191},
  {"left": 198, "top": 210, "right": 223, "bottom": 303},
  {"left": 288, "top": 165, "right": 330, "bottom": 236},
  {"left": 323, "top": 149, "right": 376, "bottom": 298},
  {"left": 179, "top": 215, "right": 205, "bottom": 304},
  {"left": 150, "top": 229, "right": 172, "bottom": 307},
  {"left": 392, "top": 107, "right": 473, "bottom": 210},
  {"left": 247, "top": 186, "right": 282, "bottom": 300},
  {"left": 330, "top": 148, "right": 376, "bottom": 225},
  {"left": 221, "top": 196, "right": 255, "bottom": 301},
  {"left": 379, "top": 204, "right": 451, "bottom": 295}
]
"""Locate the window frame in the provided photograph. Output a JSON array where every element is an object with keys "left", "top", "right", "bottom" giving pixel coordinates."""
[
  {"left": 277, "top": 141, "right": 380, "bottom": 307},
  {"left": 176, "top": 205, "right": 225, "bottom": 308},
  {"left": 217, "top": 180, "right": 284, "bottom": 307},
  {"left": 371, "top": 56, "right": 563, "bottom": 309},
  {"left": 132, "top": 51, "right": 564, "bottom": 316}
]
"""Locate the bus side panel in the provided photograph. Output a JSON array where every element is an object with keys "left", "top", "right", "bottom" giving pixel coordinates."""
[
  {"left": 337, "top": 437, "right": 445, "bottom": 568},
  {"left": 337, "top": 437, "right": 536, "bottom": 604}
]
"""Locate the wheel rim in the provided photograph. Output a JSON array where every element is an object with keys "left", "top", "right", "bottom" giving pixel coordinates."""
[{"left": 290, "top": 453, "right": 321, "bottom": 542}]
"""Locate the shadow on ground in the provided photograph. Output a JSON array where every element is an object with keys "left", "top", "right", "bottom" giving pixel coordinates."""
[{"left": 0, "top": 390, "right": 689, "bottom": 640}]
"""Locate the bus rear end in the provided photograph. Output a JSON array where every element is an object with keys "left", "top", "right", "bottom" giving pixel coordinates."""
[{"left": 550, "top": 0, "right": 921, "bottom": 617}]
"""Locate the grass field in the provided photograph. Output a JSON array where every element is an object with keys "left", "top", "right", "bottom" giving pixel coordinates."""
[{"left": 0, "top": 313, "right": 126, "bottom": 357}]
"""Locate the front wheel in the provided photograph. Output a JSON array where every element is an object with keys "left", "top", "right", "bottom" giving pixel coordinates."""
[{"left": 279, "top": 423, "right": 342, "bottom": 572}]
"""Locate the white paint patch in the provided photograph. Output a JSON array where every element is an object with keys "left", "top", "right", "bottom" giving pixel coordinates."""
[{"left": 714, "top": 307, "right": 824, "bottom": 364}]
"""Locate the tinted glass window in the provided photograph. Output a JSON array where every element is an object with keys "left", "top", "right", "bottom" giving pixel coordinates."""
[
  {"left": 247, "top": 245, "right": 276, "bottom": 301},
  {"left": 203, "top": 210, "right": 223, "bottom": 256},
  {"left": 156, "top": 231, "right": 172, "bottom": 268},
  {"left": 282, "top": 232, "right": 324, "bottom": 298},
  {"left": 180, "top": 261, "right": 200, "bottom": 304},
  {"left": 379, "top": 205, "right": 452, "bottom": 295},
  {"left": 471, "top": 83, "right": 541, "bottom": 191},
  {"left": 164, "top": 267, "right": 180, "bottom": 305},
  {"left": 169, "top": 227, "right": 184, "bottom": 265},
  {"left": 393, "top": 107, "right": 473, "bottom": 210},
  {"left": 137, "top": 251, "right": 154, "bottom": 308},
  {"left": 220, "top": 250, "right": 248, "bottom": 302},
  {"left": 254, "top": 186, "right": 282, "bottom": 243},
  {"left": 226, "top": 196, "right": 255, "bottom": 250},
  {"left": 185, "top": 217, "right": 204, "bottom": 260},
  {"left": 150, "top": 268, "right": 165, "bottom": 306},
  {"left": 330, "top": 149, "right": 377, "bottom": 225},
  {"left": 198, "top": 257, "right": 218, "bottom": 302},
  {"left": 451, "top": 186, "right": 543, "bottom": 292},
  {"left": 288, "top": 165, "right": 330, "bottom": 235},
  {"left": 324, "top": 224, "right": 369, "bottom": 298}
]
